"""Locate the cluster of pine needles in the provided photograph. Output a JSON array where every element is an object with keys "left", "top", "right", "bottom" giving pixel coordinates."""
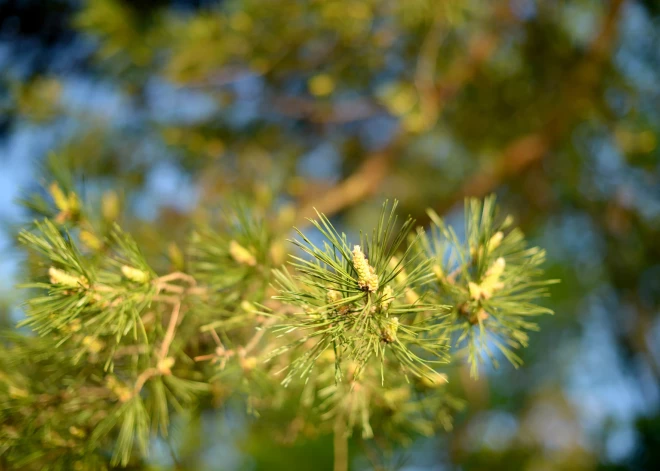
[{"left": 0, "top": 189, "right": 556, "bottom": 470}]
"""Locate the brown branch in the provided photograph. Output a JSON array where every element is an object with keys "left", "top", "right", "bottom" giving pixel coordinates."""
[
  {"left": 433, "top": 135, "right": 552, "bottom": 216},
  {"left": 333, "top": 413, "right": 349, "bottom": 471},
  {"left": 243, "top": 318, "right": 277, "bottom": 355},
  {"left": 271, "top": 96, "right": 385, "bottom": 124},
  {"left": 113, "top": 345, "right": 149, "bottom": 358},
  {"left": 159, "top": 300, "right": 181, "bottom": 359},
  {"left": 432, "top": 0, "right": 625, "bottom": 217},
  {"left": 133, "top": 368, "right": 160, "bottom": 396},
  {"left": 156, "top": 271, "right": 197, "bottom": 287},
  {"left": 186, "top": 66, "right": 259, "bottom": 89},
  {"left": 295, "top": 147, "right": 396, "bottom": 224},
  {"left": 294, "top": 12, "right": 511, "bottom": 223}
]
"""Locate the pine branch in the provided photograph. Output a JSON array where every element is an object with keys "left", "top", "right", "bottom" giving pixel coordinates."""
[{"left": 4, "top": 194, "right": 556, "bottom": 469}]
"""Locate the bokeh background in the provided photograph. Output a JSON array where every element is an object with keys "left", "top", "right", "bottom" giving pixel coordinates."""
[{"left": 1, "top": 0, "right": 659, "bottom": 470}]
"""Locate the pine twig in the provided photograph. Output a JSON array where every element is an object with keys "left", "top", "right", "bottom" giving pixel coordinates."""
[
  {"left": 134, "top": 368, "right": 160, "bottom": 395},
  {"left": 333, "top": 412, "right": 349, "bottom": 471},
  {"left": 159, "top": 300, "right": 181, "bottom": 360}
]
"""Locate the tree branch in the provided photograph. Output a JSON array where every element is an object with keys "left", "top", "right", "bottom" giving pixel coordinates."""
[
  {"left": 430, "top": 0, "right": 625, "bottom": 217},
  {"left": 294, "top": 12, "right": 511, "bottom": 224},
  {"left": 333, "top": 413, "right": 349, "bottom": 471},
  {"left": 296, "top": 148, "right": 396, "bottom": 224},
  {"left": 159, "top": 300, "right": 181, "bottom": 360}
]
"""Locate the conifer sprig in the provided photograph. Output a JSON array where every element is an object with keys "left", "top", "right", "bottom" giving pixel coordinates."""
[
  {"left": 14, "top": 218, "right": 211, "bottom": 467},
  {"left": 270, "top": 202, "right": 452, "bottom": 387},
  {"left": 422, "top": 195, "right": 559, "bottom": 377}
]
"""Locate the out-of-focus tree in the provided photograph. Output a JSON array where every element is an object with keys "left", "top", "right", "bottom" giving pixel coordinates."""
[{"left": 0, "top": 0, "right": 659, "bottom": 470}]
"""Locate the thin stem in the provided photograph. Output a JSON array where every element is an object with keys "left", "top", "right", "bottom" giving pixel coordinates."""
[
  {"left": 160, "top": 301, "right": 181, "bottom": 359},
  {"left": 134, "top": 367, "right": 160, "bottom": 395},
  {"left": 193, "top": 353, "right": 216, "bottom": 362},
  {"left": 445, "top": 265, "right": 462, "bottom": 284},
  {"left": 243, "top": 318, "right": 277, "bottom": 354},
  {"left": 157, "top": 282, "right": 186, "bottom": 294},
  {"left": 113, "top": 345, "right": 148, "bottom": 358},
  {"left": 209, "top": 328, "right": 223, "bottom": 347},
  {"left": 333, "top": 414, "right": 348, "bottom": 471},
  {"left": 156, "top": 271, "right": 197, "bottom": 286}
]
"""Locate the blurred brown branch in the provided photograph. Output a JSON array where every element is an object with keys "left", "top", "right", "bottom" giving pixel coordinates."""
[
  {"left": 432, "top": 0, "right": 626, "bottom": 217},
  {"left": 295, "top": 11, "right": 513, "bottom": 223},
  {"left": 291, "top": 0, "right": 625, "bottom": 225},
  {"left": 295, "top": 147, "right": 395, "bottom": 224},
  {"left": 270, "top": 95, "right": 385, "bottom": 124}
]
